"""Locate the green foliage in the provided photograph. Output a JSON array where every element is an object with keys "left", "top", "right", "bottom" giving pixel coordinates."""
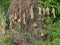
[
  {"left": 0, "top": 0, "right": 11, "bottom": 29},
  {"left": 37, "top": 0, "right": 60, "bottom": 45},
  {"left": 39, "top": 0, "right": 60, "bottom": 16},
  {"left": 0, "top": 0, "right": 11, "bottom": 13}
]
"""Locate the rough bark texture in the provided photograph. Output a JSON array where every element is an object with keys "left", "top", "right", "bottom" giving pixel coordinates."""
[{"left": 7, "top": 0, "right": 45, "bottom": 45}]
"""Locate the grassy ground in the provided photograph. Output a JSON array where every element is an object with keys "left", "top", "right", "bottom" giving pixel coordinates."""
[{"left": 0, "top": 20, "right": 60, "bottom": 45}]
